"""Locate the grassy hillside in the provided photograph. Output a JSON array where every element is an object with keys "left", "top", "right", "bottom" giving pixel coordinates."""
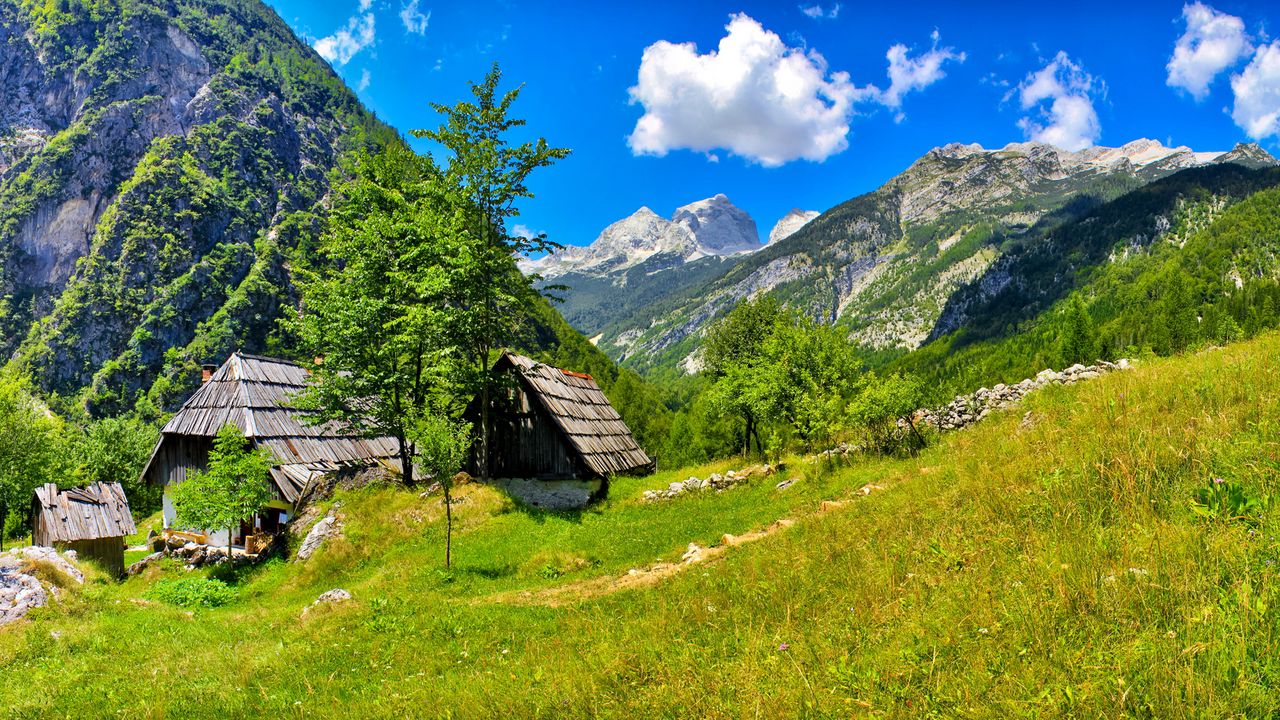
[{"left": 5, "top": 334, "right": 1280, "bottom": 716}]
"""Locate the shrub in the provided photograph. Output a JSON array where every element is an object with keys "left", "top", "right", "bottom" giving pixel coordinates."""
[
  {"left": 1192, "top": 477, "right": 1272, "bottom": 527},
  {"left": 145, "top": 577, "right": 237, "bottom": 608}
]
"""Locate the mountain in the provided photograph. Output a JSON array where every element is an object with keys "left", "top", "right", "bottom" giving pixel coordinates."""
[
  {"left": 768, "top": 209, "right": 820, "bottom": 245},
  {"left": 583, "top": 138, "right": 1276, "bottom": 373},
  {"left": 527, "top": 193, "right": 759, "bottom": 279},
  {"left": 891, "top": 161, "right": 1280, "bottom": 394},
  {"left": 0, "top": 0, "right": 617, "bottom": 417},
  {"left": 525, "top": 194, "right": 763, "bottom": 339},
  {"left": 0, "top": 0, "right": 403, "bottom": 413}
]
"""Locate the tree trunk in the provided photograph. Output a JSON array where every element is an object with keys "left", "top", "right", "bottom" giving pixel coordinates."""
[
  {"left": 743, "top": 413, "right": 754, "bottom": 458},
  {"left": 479, "top": 382, "right": 490, "bottom": 482},
  {"left": 397, "top": 434, "right": 414, "bottom": 487},
  {"left": 0, "top": 501, "right": 6, "bottom": 552},
  {"left": 905, "top": 416, "right": 926, "bottom": 454},
  {"left": 443, "top": 482, "right": 453, "bottom": 568}
]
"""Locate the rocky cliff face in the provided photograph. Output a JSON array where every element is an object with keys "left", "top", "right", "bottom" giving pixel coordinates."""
[
  {"left": 590, "top": 139, "right": 1278, "bottom": 372},
  {"left": 0, "top": 0, "right": 394, "bottom": 413}
]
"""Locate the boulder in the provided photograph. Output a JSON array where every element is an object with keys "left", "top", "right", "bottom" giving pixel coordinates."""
[
  {"left": 296, "top": 509, "right": 342, "bottom": 562},
  {"left": 302, "top": 588, "right": 352, "bottom": 617},
  {"left": 126, "top": 552, "right": 165, "bottom": 576}
]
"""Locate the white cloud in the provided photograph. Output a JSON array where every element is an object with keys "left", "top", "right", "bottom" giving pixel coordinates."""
[
  {"left": 314, "top": 11, "right": 376, "bottom": 66},
  {"left": 356, "top": 69, "right": 371, "bottom": 92},
  {"left": 880, "top": 31, "right": 965, "bottom": 120},
  {"left": 1231, "top": 41, "right": 1280, "bottom": 139},
  {"left": 800, "top": 4, "right": 840, "bottom": 20},
  {"left": 512, "top": 224, "right": 542, "bottom": 241},
  {"left": 1167, "top": 2, "right": 1252, "bottom": 100},
  {"left": 628, "top": 14, "right": 874, "bottom": 167},
  {"left": 358, "top": 0, "right": 372, "bottom": 10},
  {"left": 400, "top": 0, "right": 430, "bottom": 35},
  {"left": 1016, "top": 51, "right": 1101, "bottom": 151}
]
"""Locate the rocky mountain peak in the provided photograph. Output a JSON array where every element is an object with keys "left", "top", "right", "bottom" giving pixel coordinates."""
[
  {"left": 768, "top": 209, "right": 821, "bottom": 244},
  {"left": 528, "top": 195, "right": 761, "bottom": 279},
  {"left": 671, "top": 194, "right": 760, "bottom": 256},
  {"left": 1217, "top": 142, "right": 1278, "bottom": 168}
]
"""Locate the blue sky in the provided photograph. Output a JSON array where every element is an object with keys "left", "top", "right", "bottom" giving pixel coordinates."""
[{"left": 267, "top": 0, "right": 1280, "bottom": 249}]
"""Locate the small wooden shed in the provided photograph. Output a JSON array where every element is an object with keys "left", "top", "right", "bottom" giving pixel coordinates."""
[
  {"left": 31, "top": 482, "right": 136, "bottom": 576},
  {"left": 466, "top": 353, "right": 653, "bottom": 508}
]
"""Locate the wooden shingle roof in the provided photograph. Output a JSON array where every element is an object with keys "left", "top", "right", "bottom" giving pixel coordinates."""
[
  {"left": 502, "top": 353, "right": 653, "bottom": 477},
  {"left": 154, "top": 353, "right": 400, "bottom": 501},
  {"left": 33, "top": 482, "right": 136, "bottom": 543}
]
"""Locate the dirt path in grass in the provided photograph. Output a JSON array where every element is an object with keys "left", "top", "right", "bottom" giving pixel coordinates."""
[{"left": 481, "top": 486, "right": 881, "bottom": 608}]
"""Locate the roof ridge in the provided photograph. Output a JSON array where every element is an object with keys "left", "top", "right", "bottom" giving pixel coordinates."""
[{"left": 233, "top": 351, "right": 306, "bottom": 367}]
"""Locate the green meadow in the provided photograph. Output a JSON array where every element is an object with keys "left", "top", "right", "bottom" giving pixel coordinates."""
[{"left": 5, "top": 335, "right": 1280, "bottom": 718}]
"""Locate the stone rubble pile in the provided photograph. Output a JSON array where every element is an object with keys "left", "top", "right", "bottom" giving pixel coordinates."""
[
  {"left": 165, "top": 538, "right": 258, "bottom": 571},
  {"left": 128, "top": 532, "right": 267, "bottom": 574},
  {"left": 818, "top": 442, "right": 858, "bottom": 460},
  {"left": 643, "top": 464, "right": 778, "bottom": 502},
  {"left": 915, "top": 360, "right": 1132, "bottom": 432},
  {"left": 0, "top": 546, "right": 84, "bottom": 625}
]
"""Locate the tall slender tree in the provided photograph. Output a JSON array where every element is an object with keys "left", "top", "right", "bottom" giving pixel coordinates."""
[
  {"left": 411, "top": 63, "right": 570, "bottom": 480},
  {"left": 1061, "top": 294, "right": 1099, "bottom": 365},
  {"left": 295, "top": 145, "right": 463, "bottom": 486}
]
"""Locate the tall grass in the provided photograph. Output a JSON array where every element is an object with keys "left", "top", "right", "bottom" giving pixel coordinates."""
[{"left": 3, "top": 338, "right": 1280, "bottom": 717}]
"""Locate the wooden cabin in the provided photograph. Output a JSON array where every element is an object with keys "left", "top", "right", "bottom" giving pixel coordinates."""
[
  {"left": 31, "top": 482, "right": 136, "bottom": 577},
  {"left": 139, "top": 352, "right": 400, "bottom": 547},
  {"left": 466, "top": 353, "right": 653, "bottom": 508}
]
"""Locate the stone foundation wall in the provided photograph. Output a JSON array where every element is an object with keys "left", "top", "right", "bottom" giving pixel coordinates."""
[{"left": 496, "top": 478, "right": 603, "bottom": 509}]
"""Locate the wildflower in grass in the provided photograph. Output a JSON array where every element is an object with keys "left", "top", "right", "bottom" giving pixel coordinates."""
[
  {"left": 778, "top": 642, "right": 790, "bottom": 652},
  {"left": 1214, "top": 477, "right": 1225, "bottom": 484}
]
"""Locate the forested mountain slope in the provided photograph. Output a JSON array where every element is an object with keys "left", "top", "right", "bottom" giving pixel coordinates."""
[
  {"left": 0, "top": 0, "right": 620, "bottom": 418},
  {"left": 0, "top": 0, "right": 397, "bottom": 414},
  {"left": 589, "top": 140, "right": 1275, "bottom": 376},
  {"left": 895, "top": 162, "right": 1280, "bottom": 394}
]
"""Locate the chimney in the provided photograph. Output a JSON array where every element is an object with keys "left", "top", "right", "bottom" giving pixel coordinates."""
[{"left": 201, "top": 364, "right": 217, "bottom": 384}]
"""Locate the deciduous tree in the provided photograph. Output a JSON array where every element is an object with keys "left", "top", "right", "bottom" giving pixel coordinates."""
[
  {"left": 412, "top": 63, "right": 570, "bottom": 480},
  {"left": 170, "top": 424, "right": 274, "bottom": 559}
]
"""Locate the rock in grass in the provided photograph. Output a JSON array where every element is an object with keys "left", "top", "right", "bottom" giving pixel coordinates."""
[
  {"left": 0, "top": 546, "right": 84, "bottom": 625},
  {"left": 302, "top": 588, "right": 352, "bottom": 617},
  {"left": 126, "top": 552, "right": 165, "bottom": 576},
  {"left": 296, "top": 509, "right": 343, "bottom": 562}
]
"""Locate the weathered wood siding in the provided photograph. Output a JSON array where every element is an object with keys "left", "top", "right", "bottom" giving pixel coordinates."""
[
  {"left": 144, "top": 435, "right": 213, "bottom": 488},
  {"left": 474, "top": 385, "right": 585, "bottom": 480},
  {"left": 60, "top": 537, "right": 126, "bottom": 577}
]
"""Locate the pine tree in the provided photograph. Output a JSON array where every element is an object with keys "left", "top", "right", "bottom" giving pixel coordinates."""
[
  {"left": 1061, "top": 294, "right": 1099, "bottom": 365},
  {"left": 1163, "top": 269, "right": 1199, "bottom": 353}
]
